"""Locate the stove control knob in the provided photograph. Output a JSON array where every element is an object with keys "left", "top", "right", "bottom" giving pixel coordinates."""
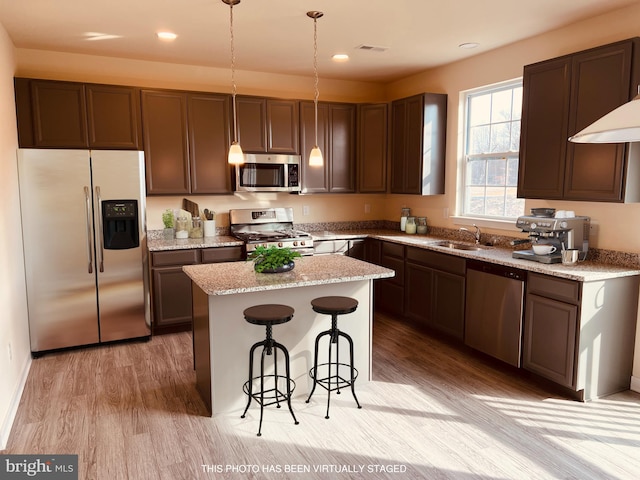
[
  {"left": 293, "top": 241, "right": 299, "bottom": 246},
  {"left": 301, "top": 240, "right": 306, "bottom": 246},
  {"left": 560, "top": 221, "right": 568, "bottom": 229},
  {"left": 530, "top": 222, "right": 537, "bottom": 229},
  {"left": 278, "top": 242, "right": 283, "bottom": 247}
]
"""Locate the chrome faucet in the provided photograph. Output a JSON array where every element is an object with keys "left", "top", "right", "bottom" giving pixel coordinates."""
[{"left": 460, "top": 224, "right": 481, "bottom": 244}]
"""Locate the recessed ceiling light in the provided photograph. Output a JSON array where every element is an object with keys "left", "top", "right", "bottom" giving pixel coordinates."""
[
  {"left": 459, "top": 42, "right": 479, "bottom": 49},
  {"left": 156, "top": 32, "right": 178, "bottom": 41},
  {"left": 332, "top": 54, "right": 349, "bottom": 62}
]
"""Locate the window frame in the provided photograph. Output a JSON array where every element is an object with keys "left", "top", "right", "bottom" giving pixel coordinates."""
[{"left": 457, "top": 78, "right": 524, "bottom": 224}]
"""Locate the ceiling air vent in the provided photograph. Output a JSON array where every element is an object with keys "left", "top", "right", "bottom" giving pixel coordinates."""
[{"left": 356, "top": 44, "right": 389, "bottom": 53}]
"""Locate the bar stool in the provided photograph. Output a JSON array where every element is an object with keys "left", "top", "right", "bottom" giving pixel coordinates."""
[
  {"left": 241, "top": 304, "right": 299, "bottom": 436},
  {"left": 306, "top": 296, "right": 362, "bottom": 419}
]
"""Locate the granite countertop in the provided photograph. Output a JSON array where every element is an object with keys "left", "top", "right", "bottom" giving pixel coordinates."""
[
  {"left": 147, "top": 235, "right": 243, "bottom": 252},
  {"left": 149, "top": 228, "right": 640, "bottom": 282},
  {"left": 368, "top": 232, "right": 640, "bottom": 282},
  {"left": 183, "top": 255, "right": 395, "bottom": 295}
]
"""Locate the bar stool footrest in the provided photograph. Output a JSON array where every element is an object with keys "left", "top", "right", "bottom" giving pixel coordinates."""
[
  {"left": 309, "top": 362, "right": 358, "bottom": 392},
  {"left": 243, "top": 375, "right": 296, "bottom": 407}
]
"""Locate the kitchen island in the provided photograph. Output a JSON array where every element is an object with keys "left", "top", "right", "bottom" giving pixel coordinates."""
[{"left": 183, "top": 255, "right": 394, "bottom": 415}]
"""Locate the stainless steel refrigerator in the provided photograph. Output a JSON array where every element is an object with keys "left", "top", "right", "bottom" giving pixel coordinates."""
[{"left": 18, "top": 149, "right": 150, "bottom": 355}]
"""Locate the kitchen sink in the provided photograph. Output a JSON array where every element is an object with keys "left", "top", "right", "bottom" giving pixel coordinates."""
[{"left": 431, "top": 241, "right": 490, "bottom": 251}]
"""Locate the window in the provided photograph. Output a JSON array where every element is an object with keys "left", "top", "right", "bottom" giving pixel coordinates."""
[{"left": 462, "top": 80, "right": 524, "bottom": 219}]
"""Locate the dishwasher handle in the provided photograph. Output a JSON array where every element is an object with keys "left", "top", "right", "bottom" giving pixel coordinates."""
[{"left": 466, "top": 260, "right": 527, "bottom": 282}]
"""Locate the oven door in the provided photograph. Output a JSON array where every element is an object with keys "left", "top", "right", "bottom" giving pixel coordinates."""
[{"left": 235, "top": 163, "right": 300, "bottom": 192}]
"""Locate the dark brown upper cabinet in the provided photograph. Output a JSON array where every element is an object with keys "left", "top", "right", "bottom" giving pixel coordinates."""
[
  {"left": 236, "top": 96, "right": 299, "bottom": 154},
  {"left": 15, "top": 78, "right": 141, "bottom": 150},
  {"left": 141, "top": 89, "right": 232, "bottom": 195},
  {"left": 518, "top": 37, "right": 640, "bottom": 202},
  {"left": 300, "top": 101, "right": 356, "bottom": 193},
  {"left": 357, "top": 103, "right": 388, "bottom": 193},
  {"left": 390, "top": 93, "right": 447, "bottom": 195}
]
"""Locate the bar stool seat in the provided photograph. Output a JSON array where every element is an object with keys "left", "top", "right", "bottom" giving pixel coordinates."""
[
  {"left": 241, "top": 304, "right": 299, "bottom": 436},
  {"left": 306, "top": 296, "right": 361, "bottom": 419}
]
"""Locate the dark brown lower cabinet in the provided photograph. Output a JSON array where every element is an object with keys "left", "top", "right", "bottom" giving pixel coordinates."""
[
  {"left": 150, "top": 246, "right": 243, "bottom": 335},
  {"left": 376, "top": 242, "right": 405, "bottom": 317},
  {"left": 523, "top": 272, "right": 639, "bottom": 400},
  {"left": 405, "top": 246, "right": 465, "bottom": 339}
]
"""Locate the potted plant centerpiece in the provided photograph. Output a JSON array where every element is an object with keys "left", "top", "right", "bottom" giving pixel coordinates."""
[{"left": 248, "top": 245, "right": 302, "bottom": 273}]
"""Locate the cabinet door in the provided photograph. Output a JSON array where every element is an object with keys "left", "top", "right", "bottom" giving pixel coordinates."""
[
  {"left": 390, "top": 94, "right": 446, "bottom": 195},
  {"left": 141, "top": 90, "right": 190, "bottom": 194},
  {"left": 30, "top": 80, "right": 88, "bottom": 148},
  {"left": 188, "top": 93, "right": 233, "bottom": 194},
  {"left": 377, "top": 242, "right": 405, "bottom": 317},
  {"left": 267, "top": 99, "right": 299, "bottom": 154},
  {"left": 152, "top": 267, "right": 194, "bottom": 333},
  {"left": 390, "top": 97, "right": 409, "bottom": 193},
  {"left": 358, "top": 103, "right": 388, "bottom": 193},
  {"left": 86, "top": 84, "right": 141, "bottom": 149},
  {"left": 405, "top": 262, "right": 433, "bottom": 327},
  {"left": 236, "top": 96, "right": 267, "bottom": 152},
  {"left": 523, "top": 293, "right": 578, "bottom": 387},
  {"left": 564, "top": 42, "right": 632, "bottom": 201},
  {"left": 431, "top": 270, "right": 465, "bottom": 339},
  {"left": 300, "top": 101, "right": 330, "bottom": 193},
  {"left": 517, "top": 58, "right": 571, "bottom": 199},
  {"left": 329, "top": 103, "right": 356, "bottom": 193}
]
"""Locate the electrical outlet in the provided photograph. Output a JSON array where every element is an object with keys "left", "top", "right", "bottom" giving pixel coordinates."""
[
  {"left": 364, "top": 204, "right": 371, "bottom": 214},
  {"left": 443, "top": 207, "right": 449, "bottom": 218},
  {"left": 7, "top": 342, "right": 12, "bottom": 361},
  {"left": 303, "top": 205, "right": 310, "bottom": 216}
]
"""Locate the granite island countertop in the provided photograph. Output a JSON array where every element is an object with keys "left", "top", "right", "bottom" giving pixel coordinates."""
[{"left": 183, "top": 254, "right": 394, "bottom": 295}]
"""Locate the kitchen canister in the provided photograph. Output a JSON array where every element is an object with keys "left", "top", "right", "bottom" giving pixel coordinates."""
[
  {"left": 204, "top": 219, "right": 216, "bottom": 237},
  {"left": 175, "top": 216, "right": 189, "bottom": 239},
  {"left": 417, "top": 217, "right": 428, "bottom": 234},
  {"left": 400, "top": 207, "right": 411, "bottom": 231},
  {"left": 405, "top": 216, "right": 417, "bottom": 234}
]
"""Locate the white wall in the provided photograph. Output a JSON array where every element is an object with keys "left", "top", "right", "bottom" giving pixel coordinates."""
[{"left": 0, "top": 22, "right": 31, "bottom": 450}]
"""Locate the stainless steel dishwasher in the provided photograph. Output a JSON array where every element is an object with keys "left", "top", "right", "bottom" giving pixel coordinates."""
[{"left": 464, "top": 260, "right": 526, "bottom": 367}]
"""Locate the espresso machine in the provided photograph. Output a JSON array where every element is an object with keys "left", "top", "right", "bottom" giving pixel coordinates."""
[{"left": 512, "top": 215, "right": 591, "bottom": 264}]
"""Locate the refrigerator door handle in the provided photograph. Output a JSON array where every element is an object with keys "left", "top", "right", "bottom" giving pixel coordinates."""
[
  {"left": 84, "top": 186, "right": 94, "bottom": 274},
  {"left": 95, "top": 185, "right": 105, "bottom": 272}
]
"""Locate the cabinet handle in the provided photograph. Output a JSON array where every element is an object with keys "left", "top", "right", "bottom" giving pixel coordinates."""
[
  {"left": 95, "top": 186, "right": 104, "bottom": 272},
  {"left": 84, "top": 186, "right": 93, "bottom": 274}
]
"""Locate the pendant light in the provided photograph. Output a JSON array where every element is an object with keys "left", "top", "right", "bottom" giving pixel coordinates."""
[
  {"left": 223, "top": 0, "right": 244, "bottom": 164},
  {"left": 307, "top": 11, "right": 324, "bottom": 167},
  {"left": 569, "top": 86, "right": 640, "bottom": 143}
]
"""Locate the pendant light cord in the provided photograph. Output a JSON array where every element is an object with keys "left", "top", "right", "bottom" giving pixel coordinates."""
[
  {"left": 230, "top": 2, "right": 239, "bottom": 143},
  {"left": 313, "top": 15, "right": 319, "bottom": 148}
]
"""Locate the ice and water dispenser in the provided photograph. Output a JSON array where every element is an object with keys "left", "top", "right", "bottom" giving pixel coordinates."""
[{"left": 101, "top": 199, "right": 139, "bottom": 249}]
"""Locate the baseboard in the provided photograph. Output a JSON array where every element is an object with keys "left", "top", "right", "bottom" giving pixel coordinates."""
[
  {"left": 0, "top": 354, "right": 31, "bottom": 450},
  {"left": 631, "top": 375, "right": 640, "bottom": 394}
]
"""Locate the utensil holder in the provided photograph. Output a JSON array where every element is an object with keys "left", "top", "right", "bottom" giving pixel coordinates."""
[{"left": 204, "top": 220, "right": 216, "bottom": 237}]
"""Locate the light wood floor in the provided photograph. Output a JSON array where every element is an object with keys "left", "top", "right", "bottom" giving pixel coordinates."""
[{"left": 3, "top": 313, "right": 640, "bottom": 479}]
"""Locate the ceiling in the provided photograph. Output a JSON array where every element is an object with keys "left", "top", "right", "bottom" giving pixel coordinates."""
[{"left": 1, "top": 0, "right": 638, "bottom": 83}]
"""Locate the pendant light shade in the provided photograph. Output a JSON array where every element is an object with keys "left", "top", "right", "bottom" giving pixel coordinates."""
[
  {"left": 308, "top": 11, "right": 324, "bottom": 167},
  {"left": 223, "top": 0, "right": 244, "bottom": 164},
  {"left": 569, "top": 90, "right": 640, "bottom": 143}
]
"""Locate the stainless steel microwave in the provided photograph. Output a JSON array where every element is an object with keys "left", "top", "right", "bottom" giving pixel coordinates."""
[{"left": 235, "top": 154, "right": 301, "bottom": 192}]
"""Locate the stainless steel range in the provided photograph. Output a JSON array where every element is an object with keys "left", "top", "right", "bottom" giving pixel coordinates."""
[{"left": 229, "top": 207, "right": 314, "bottom": 256}]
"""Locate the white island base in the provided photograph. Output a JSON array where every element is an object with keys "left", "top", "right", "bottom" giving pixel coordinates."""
[{"left": 185, "top": 255, "right": 394, "bottom": 416}]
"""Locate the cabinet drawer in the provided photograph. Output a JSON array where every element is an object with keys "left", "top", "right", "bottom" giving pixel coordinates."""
[
  {"left": 151, "top": 249, "right": 199, "bottom": 267},
  {"left": 527, "top": 272, "right": 580, "bottom": 304},
  {"left": 382, "top": 241, "right": 404, "bottom": 259},
  {"left": 201, "top": 246, "right": 244, "bottom": 263},
  {"left": 406, "top": 247, "right": 465, "bottom": 275}
]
